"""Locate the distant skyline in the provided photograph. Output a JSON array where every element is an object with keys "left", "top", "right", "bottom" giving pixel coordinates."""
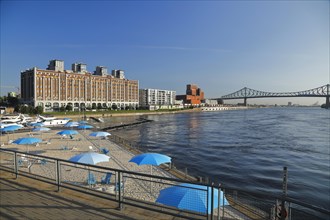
[{"left": 1, "top": 1, "right": 329, "bottom": 105}]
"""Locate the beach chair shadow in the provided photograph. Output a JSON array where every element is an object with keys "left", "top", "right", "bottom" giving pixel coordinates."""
[
  {"left": 87, "top": 173, "right": 96, "bottom": 186},
  {"left": 101, "top": 172, "right": 112, "bottom": 185},
  {"left": 115, "top": 177, "right": 127, "bottom": 192},
  {"left": 100, "top": 147, "right": 110, "bottom": 155}
]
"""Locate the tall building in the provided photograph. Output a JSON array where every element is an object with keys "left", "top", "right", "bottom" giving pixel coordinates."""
[
  {"left": 139, "top": 88, "right": 176, "bottom": 110},
  {"left": 176, "top": 84, "right": 204, "bottom": 105},
  {"left": 72, "top": 63, "right": 87, "bottom": 73},
  {"left": 21, "top": 60, "right": 139, "bottom": 111}
]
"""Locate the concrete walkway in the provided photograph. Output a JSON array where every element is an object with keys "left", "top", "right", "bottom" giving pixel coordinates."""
[{"left": 0, "top": 169, "right": 177, "bottom": 220}]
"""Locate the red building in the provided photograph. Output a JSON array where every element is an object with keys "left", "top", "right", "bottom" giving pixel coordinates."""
[{"left": 176, "top": 84, "right": 204, "bottom": 105}]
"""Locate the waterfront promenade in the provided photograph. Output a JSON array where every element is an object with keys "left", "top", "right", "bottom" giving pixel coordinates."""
[{"left": 0, "top": 169, "right": 174, "bottom": 220}]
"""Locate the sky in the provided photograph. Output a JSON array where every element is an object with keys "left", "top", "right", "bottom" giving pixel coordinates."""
[{"left": 1, "top": 0, "right": 329, "bottom": 105}]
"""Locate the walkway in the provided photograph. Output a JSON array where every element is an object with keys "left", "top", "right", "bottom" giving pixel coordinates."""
[{"left": 0, "top": 169, "right": 176, "bottom": 220}]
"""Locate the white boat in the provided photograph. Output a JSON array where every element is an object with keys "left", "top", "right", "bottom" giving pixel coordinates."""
[
  {"left": 38, "top": 114, "right": 57, "bottom": 121},
  {"left": 31, "top": 115, "right": 70, "bottom": 126},
  {"left": 97, "top": 118, "right": 104, "bottom": 123},
  {"left": 0, "top": 114, "right": 22, "bottom": 123}
]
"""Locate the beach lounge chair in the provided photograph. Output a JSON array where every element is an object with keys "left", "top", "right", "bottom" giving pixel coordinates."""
[
  {"left": 101, "top": 172, "right": 112, "bottom": 185},
  {"left": 115, "top": 177, "right": 126, "bottom": 192},
  {"left": 61, "top": 146, "right": 69, "bottom": 150},
  {"left": 100, "top": 147, "right": 110, "bottom": 155},
  {"left": 87, "top": 173, "right": 96, "bottom": 185}
]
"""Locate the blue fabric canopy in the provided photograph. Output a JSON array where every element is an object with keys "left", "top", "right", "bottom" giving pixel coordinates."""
[
  {"left": 89, "top": 131, "right": 111, "bottom": 137},
  {"left": 69, "top": 152, "right": 110, "bottom": 165},
  {"left": 77, "top": 124, "right": 93, "bottom": 129},
  {"left": 64, "top": 122, "right": 79, "bottom": 127},
  {"left": 57, "top": 130, "right": 79, "bottom": 135},
  {"left": 156, "top": 183, "right": 229, "bottom": 214},
  {"left": 0, "top": 125, "right": 22, "bottom": 132},
  {"left": 129, "top": 153, "right": 171, "bottom": 166},
  {"left": 32, "top": 127, "right": 51, "bottom": 132},
  {"left": 13, "top": 137, "right": 42, "bottom": 145}
]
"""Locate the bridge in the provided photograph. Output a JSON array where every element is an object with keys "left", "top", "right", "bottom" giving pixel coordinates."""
[{"left": 215, "top": 84, "right": 330, "bottom": 108}]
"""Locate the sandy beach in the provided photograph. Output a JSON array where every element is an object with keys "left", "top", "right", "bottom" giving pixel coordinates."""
[{"left": 0, "top": 124, "right": 249, "bottom": 219}]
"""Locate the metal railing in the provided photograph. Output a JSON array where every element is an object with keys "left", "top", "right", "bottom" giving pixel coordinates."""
[{"left": 0, "top": 148, "right": 329, "bottom": 220}]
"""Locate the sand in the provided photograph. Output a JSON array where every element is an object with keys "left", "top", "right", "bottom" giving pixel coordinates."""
[{"left": 0, "top": 126, "right": 249, "bottom": 219}]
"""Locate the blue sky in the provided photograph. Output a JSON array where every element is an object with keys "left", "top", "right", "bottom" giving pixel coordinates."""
[{"left": 1, "top": 1, "right": 329, "bottom": 105}]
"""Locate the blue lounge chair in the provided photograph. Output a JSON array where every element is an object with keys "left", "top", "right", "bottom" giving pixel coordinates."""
[
  {"left": 87, "top": 173, "right": 96, "bottom": 185},
  {"left": 101, "top": 172, "right": 112, "bottom": 184},
  {"left": 100, "top": 147, "right": 110, "bottom": 155}
]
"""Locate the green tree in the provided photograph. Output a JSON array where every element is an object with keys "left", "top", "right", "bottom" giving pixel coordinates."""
[
  {"left": 34, "top": 106, "right": 43, "bottom": 114},
  {"left": 111, "top": 103, "right": 118, "bottom": 110},
  {"left": 65, "top": 104, "right": 73, "bottom": 112},
  {"left": 59, "top": 106, "right": 65, "bottom": 112}
]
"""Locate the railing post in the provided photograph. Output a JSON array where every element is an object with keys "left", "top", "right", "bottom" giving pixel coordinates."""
[
  {"left": 217, "top": 184, "right": 221, "bottom": 220},
  {"left": 280, "top": 166, "right": 288, "bottom": 220},
  {"left": 117, "top": 171, "right": 122, "bottom": 210},
  {"left": 14, "top": 151, "right": 18, "bottom": 179},
  {"left": 210, "top": 183, "right": 214, "bottom": 220},
  {"left": 56, "top": 160, "right": 61, "bottom": 192},
  {"left": 222, "top": 188, "right": 225, "bottom": 220}
]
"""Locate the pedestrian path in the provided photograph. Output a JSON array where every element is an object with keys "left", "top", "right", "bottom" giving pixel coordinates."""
[{"left": 0, "top": 169, "right": 175, "bottom": 220}]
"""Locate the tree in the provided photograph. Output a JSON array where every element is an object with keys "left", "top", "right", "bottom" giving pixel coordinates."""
[
  {"left": 111, "top": 103, "right": 118, "bottom": 110},
  {"left": 34, "top": 106, "right": 43, "bottom": 114},
  {"left": 65, "top": 104, "right": 73, "bottom": 112},
  {"left": 59, "top": 106, "right": 65, "bottom": 112}
]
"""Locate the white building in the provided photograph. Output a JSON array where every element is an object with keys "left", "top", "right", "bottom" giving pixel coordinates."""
[{"left": 139, "top": 88, "right": 176, "bottom": 110}]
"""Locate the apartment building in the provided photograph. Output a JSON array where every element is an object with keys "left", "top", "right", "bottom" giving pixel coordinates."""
[
  {"left": 139, "top": 88, "right": 176, "bottom": 110},
  {"left": 21, "top": 60, "right": 139, "bottom": 111}
]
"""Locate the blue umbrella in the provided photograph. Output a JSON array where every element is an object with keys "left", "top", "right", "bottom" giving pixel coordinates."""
[
  {"left": 13, "top": 137, "right": 42, "bottom": 145},
  {"left": 89, "top": 131, "right": 111, "bottom": 137},
  {"left": 57, "top": 130, "right": 79, "bottom": 136},
  {"left": 32, "top": 127, "right": 51, "bottom": 139},
  {"left": 32, "top": 127, "right": 51, "bottom": 132},
  {"left": 0, "top": 125, "right": 22, "bottom": 132},
  {"left": 77, "top": 124, "right": 93, "bottom": 130},
  {"left": 130, "top": 153, "right": 171, "bottom": 191},
  {"left": 1, "top": 125, "right": 22, "bottom": 142},
  {"left": 156, "top": 183, "right": 229, "bottom": 214},
  {"left": 78, "top": 120, "right": 88, "bottom": 124},
  {"left": 129, "top": 153, "right": 171, "bottom": 166},
  {"left": 13, "top": 137, "right": 42, "bottom": 152},
  {"left": 64, "top": 122, "right": 79, "bottom": 127},
  {"left": 30, "top": 122, "right": 45, "bottom": 127},
  {"left": 69, "top": 152, "right": 110, "bottom": 186},
  {"left": 69, "top": 152, "right": 110, "bottom": 165}
]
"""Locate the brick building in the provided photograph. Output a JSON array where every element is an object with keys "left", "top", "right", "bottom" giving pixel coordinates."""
[
  {"left": 21, "top": 60, "right": 139, "bottom": 111},
  {"left": 176, "top": 84, "right": 204, "bottom": 105}
]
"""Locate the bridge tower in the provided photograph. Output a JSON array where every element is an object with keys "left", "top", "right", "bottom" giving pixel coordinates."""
[
  {"left": 326, "top": 84, "right": 330, "bottom": 109},
  {"left": 243, "top": 87, "right": 247, "bottom": 106}
]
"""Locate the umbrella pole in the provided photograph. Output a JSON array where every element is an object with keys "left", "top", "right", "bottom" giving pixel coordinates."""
[{"left": 150, "top": 165, "right": 152, "bottom": 193}]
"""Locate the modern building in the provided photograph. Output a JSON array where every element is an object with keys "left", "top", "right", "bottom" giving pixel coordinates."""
[
  {"left": 21, "top": 60, "right": 139, "bottom": 111},
  {"left": 139, "top": 88, "right": 176, "bottom": 110},
  {"left": 176, "top": 84, "right": 204, "bottom": 105}
]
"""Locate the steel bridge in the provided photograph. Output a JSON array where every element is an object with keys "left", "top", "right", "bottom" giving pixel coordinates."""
[{"left": 216, "top": 84, "right": 330, "bottom": 108}]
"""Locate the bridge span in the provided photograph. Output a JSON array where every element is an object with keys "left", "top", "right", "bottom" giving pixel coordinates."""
[{"left": 213, "top": 84, "right": 330, "bottom": 108}]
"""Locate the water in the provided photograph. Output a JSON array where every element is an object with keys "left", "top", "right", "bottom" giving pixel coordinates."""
[{"left": 105, "top": 107, "right": 330, "bottom": 210}]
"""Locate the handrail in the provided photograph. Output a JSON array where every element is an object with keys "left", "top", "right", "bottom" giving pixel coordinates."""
[{"left": 1, "top": 148, "right": 329, "bottom": 219}]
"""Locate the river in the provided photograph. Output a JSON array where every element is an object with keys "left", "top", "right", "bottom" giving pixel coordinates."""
[{"left": 103, "top": 107, "right": 330, "bottom": 210}]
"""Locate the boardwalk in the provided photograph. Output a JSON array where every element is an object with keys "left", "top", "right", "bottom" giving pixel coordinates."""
[{"left": 0, "top": 169, "right": 175, "bottom": 220}]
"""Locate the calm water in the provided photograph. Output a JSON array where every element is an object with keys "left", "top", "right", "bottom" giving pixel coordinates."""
[{"left": 106, "top": 107, "right": 330, "bottom": 210}]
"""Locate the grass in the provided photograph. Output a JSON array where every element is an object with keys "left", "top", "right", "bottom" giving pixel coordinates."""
[{"left": 46, "top": 108, "right": 187, "bottom": 116}]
